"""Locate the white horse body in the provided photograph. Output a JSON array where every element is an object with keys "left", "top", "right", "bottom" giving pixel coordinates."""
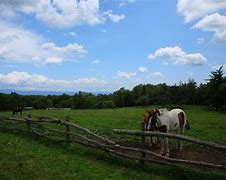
[
  {"left": 153, "top": 108, "right": 190, "bottom": 157},
  {"left": 157, "top": 108, "right": 187, "bottom": 132}
]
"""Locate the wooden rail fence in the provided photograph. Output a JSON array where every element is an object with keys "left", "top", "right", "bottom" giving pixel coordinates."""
[{"left": 0, "top": 114, "right": 226, "bottom": 171}]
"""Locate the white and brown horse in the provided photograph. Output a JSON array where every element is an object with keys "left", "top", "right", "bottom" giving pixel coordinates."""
[
  {"left": 144, "top": 108, "right": 190, "bottom": 157},
  {"left": 143, "top": 110, "right": 159, "bottom": 145}
]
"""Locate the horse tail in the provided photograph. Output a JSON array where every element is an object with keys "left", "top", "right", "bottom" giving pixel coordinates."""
[
  {"left": 185, "top": 119, "right": 190, "bottom": 130},
  {"left": 183, "top": 111, "right": 190, "bottom": 130}
]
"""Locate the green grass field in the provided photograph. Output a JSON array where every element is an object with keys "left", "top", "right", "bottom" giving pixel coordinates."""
[{"left": 0, "top": 106, "right": 226, "bottom": 179}]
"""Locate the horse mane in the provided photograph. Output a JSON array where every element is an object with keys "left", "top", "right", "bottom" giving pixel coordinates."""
[{"left": 158, "top": 108, "right": 168, "bottom": 114}]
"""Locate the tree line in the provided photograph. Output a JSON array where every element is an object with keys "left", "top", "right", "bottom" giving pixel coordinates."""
[{"left": 0, "top": 67, "right": 226, "bottom": 111}]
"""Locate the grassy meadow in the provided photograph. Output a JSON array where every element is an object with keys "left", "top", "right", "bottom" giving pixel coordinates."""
[{"left": 0, "top": 105, "right": 226, "bottom": 179}]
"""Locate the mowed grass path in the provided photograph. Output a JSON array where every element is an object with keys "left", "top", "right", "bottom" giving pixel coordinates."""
[{"left": 0, "top": 106, "right": 226, "bottom": 179}]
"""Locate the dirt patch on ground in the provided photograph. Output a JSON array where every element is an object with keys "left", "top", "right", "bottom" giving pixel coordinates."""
[
  {"left": 115, "top": 141, "right": 226, "bottom": 166},
  {"left": 170, "top": 147, "right": 226, "bottom": 165}
]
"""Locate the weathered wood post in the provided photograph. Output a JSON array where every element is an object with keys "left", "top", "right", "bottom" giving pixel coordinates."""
[
  {"left": 65, "top": 116, "right": 71, "bottom": 144},
  {"left": 140, "top": 121, "right": 146, "bottom": 164},
  {"left": 26, "top": 114, "right": 31, "bottom": 132}
]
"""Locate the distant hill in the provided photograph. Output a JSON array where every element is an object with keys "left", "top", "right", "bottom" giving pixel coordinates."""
[{"left": 0, "top": 89, "right": 110, "bottom": 96}]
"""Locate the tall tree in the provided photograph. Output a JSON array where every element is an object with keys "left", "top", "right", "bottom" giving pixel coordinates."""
[
  {"left": 207, "top": 66, "right": 225, "bottom": 110},
  {"left": 113, "top": 87, "right": 135, "bottom": 107}
]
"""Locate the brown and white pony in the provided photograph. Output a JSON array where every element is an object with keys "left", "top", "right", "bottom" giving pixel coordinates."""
[
  {"left": 144, "top": 108, "right": 190, "bottom": 157},
  {"left": 143, "top": 110, "right": 159, "bottom": 145}
]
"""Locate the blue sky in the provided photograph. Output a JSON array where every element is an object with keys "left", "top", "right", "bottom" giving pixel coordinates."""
[{"left": 0, "top": 0, "right": 226, "bottom": 92}]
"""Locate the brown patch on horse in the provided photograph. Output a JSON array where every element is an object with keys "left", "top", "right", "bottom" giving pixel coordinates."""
[
  {"left": 143, "top": 113, "right": 150, "bottom": 122},
  {"left": 143, "top": 109, "right": 157, "bottom": 122},
  {"left": 174, "top": 123, "right": 178, "bottom": 127},
  {"left": 178, "top": 112, "right": 185, "bottom": 126},
  {"left": 155, "top": 109, "right": 160, "bottom": 116}
]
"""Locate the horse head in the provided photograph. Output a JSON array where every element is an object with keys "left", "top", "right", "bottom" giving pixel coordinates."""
[{"left": 143, "top": 109, "right": 160, "bottom": 131}]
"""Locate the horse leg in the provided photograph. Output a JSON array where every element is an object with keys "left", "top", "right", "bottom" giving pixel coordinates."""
[
  {"left": 159, "top": 137, "right": 169, "bottom": 157},
  {"left": 177, "top": 128, "right": 184, "bottom": 151},
  {"left": 165, "top": 136, "right": 170, "bottom": 157},
  {"left": 154, "top": 134, "right": 160, "bottom": 147},
  {"left": 146, "top": 136, "right": 151, "bottom": 144},
  {"left": 159, "top": 137, "right": 165, "bottom": 156},
  {"left": 177, "top": 130, "right": 181, "bottom": 151},
  {"left": 148, "top": 136, "right": 156, "bottom": 147},
  {"left": 150, "top": 136, "right": 153, "bottom": 145},
  {"left": 179, "top": 127, "right": 184, "bottom": 151},
  {"left": 159, "top": 125, "right": 168, "bottom": 156}
]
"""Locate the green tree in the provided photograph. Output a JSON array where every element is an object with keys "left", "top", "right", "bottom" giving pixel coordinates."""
[
  {"left": 9, "top": 92, "right": 24, "bottom": 109},
  {"left": 113, "top": 87, "right": 135, "bottom": 107},
  {"left": 178, "top": 79, "right": 198, "bottom": 104},
  {"left": 206, "top": 66, "right": 225, "bottom": 110},
  {"left": 0, "top": 93, "right": 9, "bottom": 110},
  {"left": 135, "top": 95, "right": 149, "bottom": 106},
  {"left": 73, "top": 91, "right": 95, "bottom": 109}
]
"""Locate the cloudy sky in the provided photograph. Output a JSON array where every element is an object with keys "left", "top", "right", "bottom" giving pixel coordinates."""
[{"left": 0, "top": 0, "right": 226, "bottom": 92}]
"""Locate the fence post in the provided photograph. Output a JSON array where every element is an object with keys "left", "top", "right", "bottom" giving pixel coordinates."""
[
  {"left": 26, "top": 114, "right": 31, "bottom": 132},
  {"left": 140, "top": 121, "right": 146, "bottom": 164},
  {"left": 65, "top": 116, "right": 71, "bottom": 144}
]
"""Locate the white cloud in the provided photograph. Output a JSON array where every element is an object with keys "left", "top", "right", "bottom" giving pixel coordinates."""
[
  {"left": 0, "top": 21, "right": 44, "bottom": 63},
  {"left": 177, "top": 0, "right": 226, "bottom": 43},
  {"left": 162, "top": 61, "right": 169, "bottom": 65},
  {"left": 193, "top": 13, "right": 226, "bottom": 43},
  {"left": 0, "top": 0, "right": 125, "bottom": 28},
  {"left": 69, "top": 32, "right": 77, "bottom": 37},
  {"left": 119, "top": 3, "right": 125, "bottom": 8},
  {"left": 0, "top": 0, "right": 41, "bottom": 17},
  {"left": 138, "top": 67, "right": 148, "bottom": 73},
  {"left": 41, "top": 42, "right": 87, "bottom": 56},
  {"left": 104, "top": 10, "right": 125, "bottom": 23},
  {"left": 148, "top": 46, "right": 207, "bottom": 65},
  {"left": 0, "top": 0, "right": 102, "bottom": 28},
  {"left": 177, "top": 0, "right": 226, "bottom": 22},
  {"left": 0, "top": 71, "right": 107, "bottom": 91},
  {"left": 151, "top": 72, "right": 164, "bottom": 78},
  {"left": 91, "top": 59, "right": 101, "bottom": 64},
  {"left": 107, "top": 13, "right": 125, "bottom": 23},
  {"left": 63, "top": 31, "right": 77, "bottom": 37},
  {"left": 0, "top": 21, "right": 87, "bottom": 65},
  {"left": 117, "top": 71, "right": 136, "bottom": 78},
  {"left": 211, "top": 63, "right": 226, "bottom": 70},
  {"left": 45, "top": 57, "right": 63, "bottom": 65},
  {"left": 119, "top": 0, "right": 136, "bottom": 8},
  {"left": 100, "top": 29, "right": 107, "bottom": 33},
  {"left": 135, "top": 78, "right": 141, "bottom": 82},
  {"left": 197, "top": 37, "right": 205, "bottom": 44}
]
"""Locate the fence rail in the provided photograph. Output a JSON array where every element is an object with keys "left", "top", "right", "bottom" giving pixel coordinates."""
[
  {"left": 113, "top": 128, "right": 226, "bottom": 151},
  {"left": 0, "top": 114, "right": 226, "bottom": 171}
]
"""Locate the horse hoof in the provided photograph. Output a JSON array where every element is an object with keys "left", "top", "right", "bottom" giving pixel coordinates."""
[{"left": 159, "top": 151, "right": 165, "bottom": 156}]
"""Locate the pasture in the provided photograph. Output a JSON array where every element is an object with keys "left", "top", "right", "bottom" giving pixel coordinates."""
[{"left": 0, "top": 105, "right": 226, "bottom": 179}]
